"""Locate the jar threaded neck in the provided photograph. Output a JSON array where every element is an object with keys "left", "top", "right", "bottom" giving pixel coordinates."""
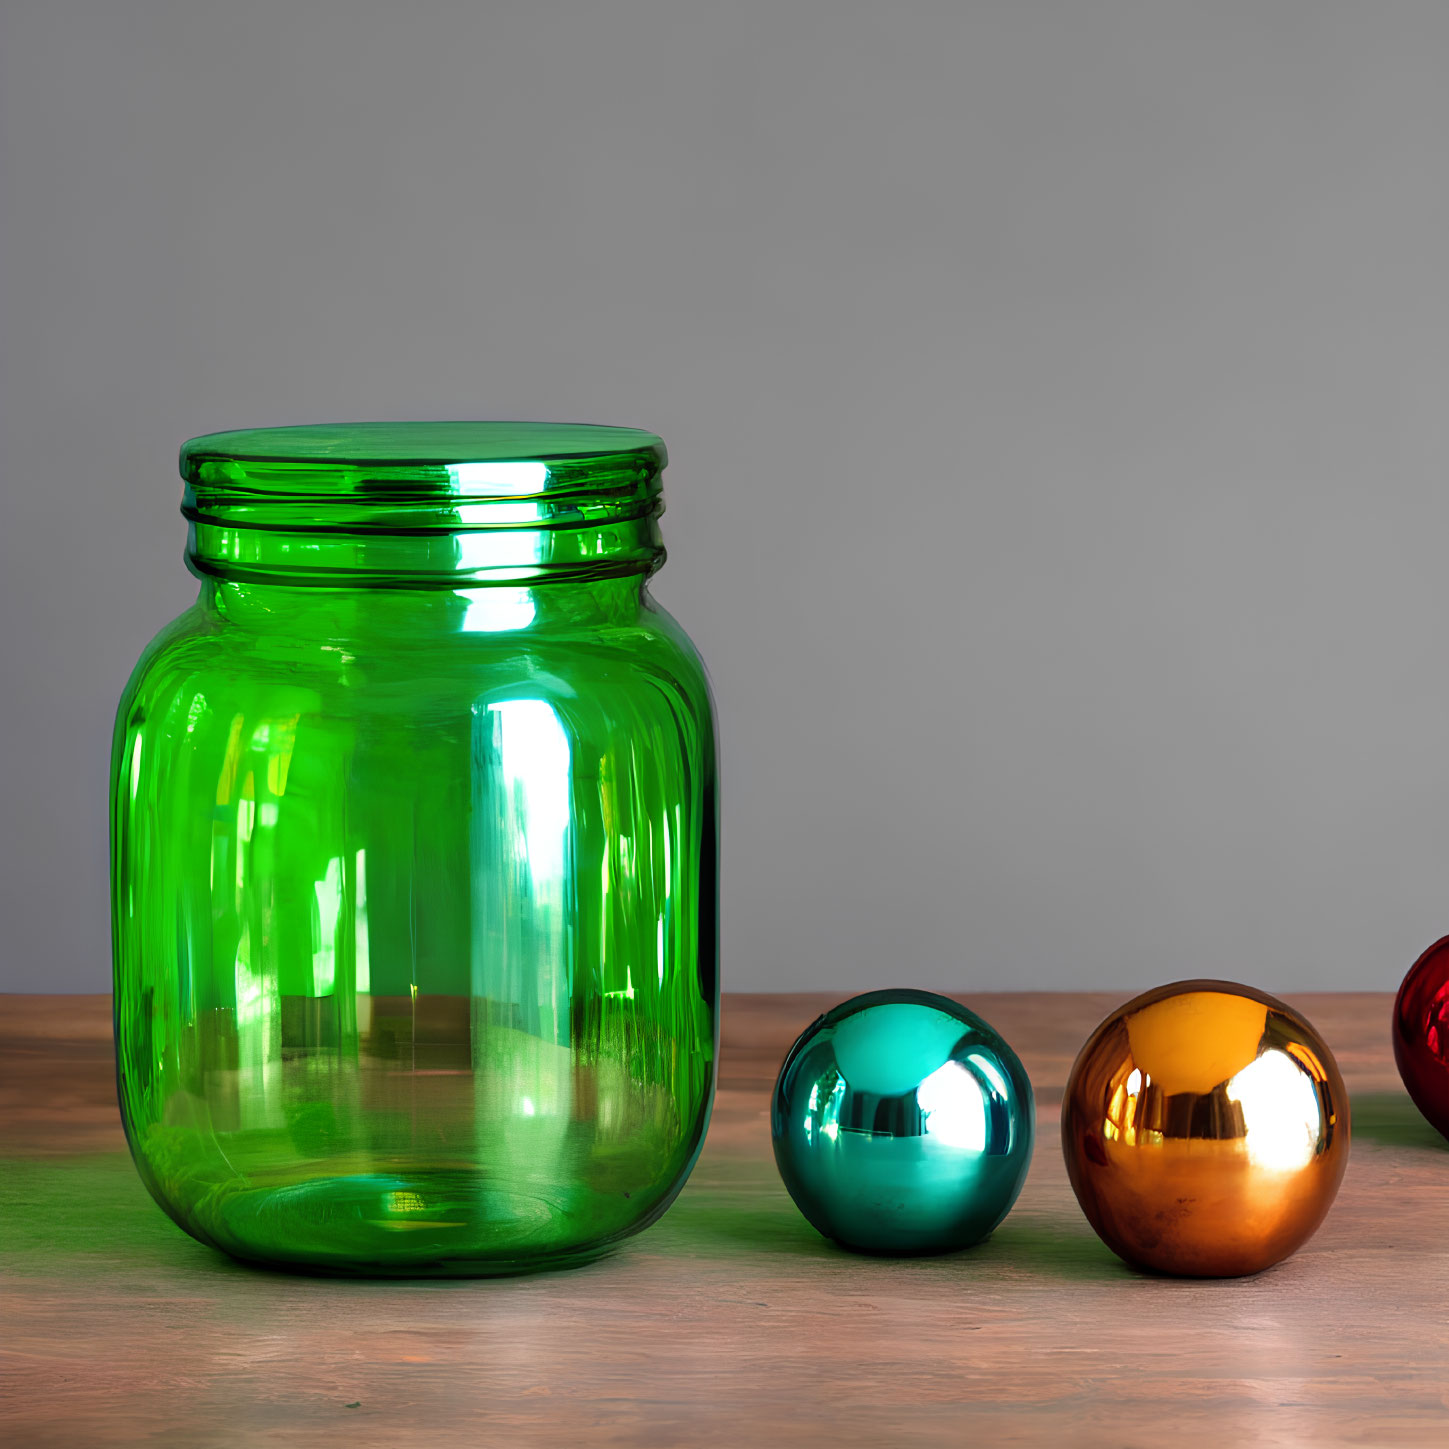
[{"left": 181, "top": 422, "right": 668, "bottom": 587}]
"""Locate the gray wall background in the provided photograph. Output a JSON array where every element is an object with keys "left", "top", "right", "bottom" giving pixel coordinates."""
[{"left": 3, "top": 1, "right": 1448, "bottom": 995}]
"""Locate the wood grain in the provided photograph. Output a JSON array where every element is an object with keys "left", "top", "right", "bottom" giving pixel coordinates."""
[{"left": 2, "top": 992, "right": 1446, "bottom": 1447}]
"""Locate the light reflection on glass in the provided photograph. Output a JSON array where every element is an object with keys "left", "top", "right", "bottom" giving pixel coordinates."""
[
  {"left": 312, "top": 856, "right": 343, "bottom": 997},
  {"left": 1102, "top": 1062, "right": 1157, "bottom": 1146},
  {"left": 471, "top": 696, "right": 574, "bottom": 1047},
  {"left": 128, "top": 733, "right": 144, "bottom": 802},
  {"left": 916, "top": 1060, "right": 987, "bottom": 1151},
  {"left": 820, "top": 1076, "right": 844, "bottom": 1143},
  {"left": 454, "top": 531, "right": 547, "bottom": 579},
  {"left": 456, "top": 587, "right": 537, "bottom": 633},
  {"left": 1228, "top": 1049, "right": 1322, "bottom": 1171},
  {"left": 964, "top": 1051, "right": 1010, "bottom": 1101},
  {"left": 452, "top": 502, "right": 551, "bottom": 527},
  {"left": 353, "top": 848, "right": 370, "bottom": 996},
  {"left": 447, "top": 461, "right": 549, "bottom": 493}
]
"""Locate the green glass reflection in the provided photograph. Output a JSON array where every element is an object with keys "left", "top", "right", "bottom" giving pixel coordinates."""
[{"left": 111, "top": 424, "right": 718, "bottom": 1275}]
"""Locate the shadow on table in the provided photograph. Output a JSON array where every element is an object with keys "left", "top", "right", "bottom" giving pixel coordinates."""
[
  {"left": 1346, "top": 1090, "right": 1448, "bottom": 1152},
  {"left": 977, "top": 1220, "right": 1129, "bottom": 1282},
  {"left": 655, "top": 1192, "right": 838, "bottom": 1260},
  {"left": 659, "top": 1191, "right": 1129, "bottom": 1282},
  {"left": 2, "top": 1153, "right": 625, "bottom": 1289},
  {"left": 7, "top": 1150, "right": 1130, "bottom": 1288}
]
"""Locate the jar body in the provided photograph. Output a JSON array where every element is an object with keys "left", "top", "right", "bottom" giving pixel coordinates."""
[{"left": 112, "top": 578, "right": 717, "bottom": 1274}]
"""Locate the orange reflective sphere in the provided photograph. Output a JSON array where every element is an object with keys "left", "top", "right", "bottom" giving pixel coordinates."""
[{"left": 1062, "top": 981, "right": 1349, "bottom": 1277}]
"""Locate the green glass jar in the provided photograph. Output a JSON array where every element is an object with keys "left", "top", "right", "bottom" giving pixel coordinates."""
[{"left": 111, "top": 423, "right": 718, "bottom": 1275}]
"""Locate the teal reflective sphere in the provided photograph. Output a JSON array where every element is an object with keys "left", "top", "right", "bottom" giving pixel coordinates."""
[{"left": 771, "top": 990, "right": 1034, "bottom": 1255}]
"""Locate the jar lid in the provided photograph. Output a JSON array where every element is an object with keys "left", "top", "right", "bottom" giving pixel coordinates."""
[
  {"left": 179, "top": 422, "right": 669, "bottom": 585},
  {"left": 181, "top": 421, "right": 666, "bottom": 500}
]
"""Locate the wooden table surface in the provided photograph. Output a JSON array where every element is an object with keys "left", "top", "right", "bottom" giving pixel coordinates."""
[{"left": 3, "top": 991, "right": 1447, "bottom": 1447}]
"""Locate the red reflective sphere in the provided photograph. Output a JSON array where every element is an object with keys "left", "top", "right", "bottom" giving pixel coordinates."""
[{"left": 1393, "top": 936, "right": 1449, "bottom": 1141}]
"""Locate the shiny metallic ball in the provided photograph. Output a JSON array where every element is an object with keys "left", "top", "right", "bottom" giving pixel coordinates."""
[
  {"left": 771, "top": 989, "right": 1034, "bottom": 1255},
  {"left": 1062, "top": 980, "right": 1350, "bottom": 1277},
  {"left": 1393, "top": 935, "right": 1449, "bottom": 1141}
]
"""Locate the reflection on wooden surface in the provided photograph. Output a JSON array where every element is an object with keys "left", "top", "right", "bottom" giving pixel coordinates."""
[{"left": 4, "top": 991, "right": 1447, "bottom": 1447}]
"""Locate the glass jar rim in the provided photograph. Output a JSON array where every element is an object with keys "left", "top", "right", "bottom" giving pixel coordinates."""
[
  {"left": 181, "top": 421, "right": 666, "bottom": 501},
  {"left": 181, "top": 422, "right": 669, "bottom": 586}
]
